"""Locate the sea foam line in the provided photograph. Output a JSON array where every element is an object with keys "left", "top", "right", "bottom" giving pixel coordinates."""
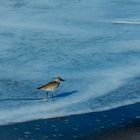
[{"left": 112, "top": 20, "right": 140, "bottom": 25}]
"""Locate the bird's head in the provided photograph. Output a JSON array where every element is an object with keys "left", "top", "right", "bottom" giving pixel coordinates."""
[{"left": 56, "top": 76, "right": 65, "bottom": 82}]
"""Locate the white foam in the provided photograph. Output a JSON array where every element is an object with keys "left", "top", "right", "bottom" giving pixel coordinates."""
[{"left": 112, "top": 20, "right": 140, "bottom": 25}]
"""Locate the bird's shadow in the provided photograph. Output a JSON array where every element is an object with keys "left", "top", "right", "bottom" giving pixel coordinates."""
[
  {"left": 0, "top": 91, "right": 78, "bottom": 101},
  {"left": 55, "top": 90, "right": 78, "bottom": 98}
]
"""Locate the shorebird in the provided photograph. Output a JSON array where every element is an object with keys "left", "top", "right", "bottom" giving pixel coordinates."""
[{"left": 37, "top": 76, "right": 65, "bottom": 99}]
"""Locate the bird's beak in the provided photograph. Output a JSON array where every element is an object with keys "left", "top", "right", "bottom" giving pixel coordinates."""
[{"left": 60, "top": 78, "right": 65, "bottom": 81}]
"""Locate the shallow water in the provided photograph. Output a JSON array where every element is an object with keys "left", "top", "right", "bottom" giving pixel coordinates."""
[{"left": 0, "top": 0, "right": 140, "bottom": 124}]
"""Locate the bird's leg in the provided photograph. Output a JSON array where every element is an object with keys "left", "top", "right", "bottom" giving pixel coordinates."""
[
  {"left": 51, "top": 91, "right": 54, "bottom": 99},
  {"left": 46, "top": 92, "right": 49, "bottom": 99}
]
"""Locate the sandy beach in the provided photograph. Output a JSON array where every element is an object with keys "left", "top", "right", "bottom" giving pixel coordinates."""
[{"left": 0, "top": 103, "right": 139, "bottom": 140}]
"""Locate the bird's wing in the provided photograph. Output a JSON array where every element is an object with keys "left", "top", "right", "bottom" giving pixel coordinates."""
[{"left": 37, "top": 81, "right": 59, "bottom": 89}]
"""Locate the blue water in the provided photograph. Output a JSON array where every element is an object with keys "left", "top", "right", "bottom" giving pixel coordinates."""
[{"left": 0, "top": 0, "right": 140, "bottom": 125}]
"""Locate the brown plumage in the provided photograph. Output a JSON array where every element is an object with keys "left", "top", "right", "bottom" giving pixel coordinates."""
[
  {"left": 37, "top": 81, "right": 60, "bottom": 91},
  {"left": 37, "top": 76, "right": 65, "bottom": 99}
]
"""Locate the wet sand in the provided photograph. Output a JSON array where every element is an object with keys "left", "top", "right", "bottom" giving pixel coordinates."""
[
  {"left": 0, "top": 103, "right": 139, "bottom": 140},
  {"left": 88, "top": 120, "right": 140, "bottom": 140}
]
